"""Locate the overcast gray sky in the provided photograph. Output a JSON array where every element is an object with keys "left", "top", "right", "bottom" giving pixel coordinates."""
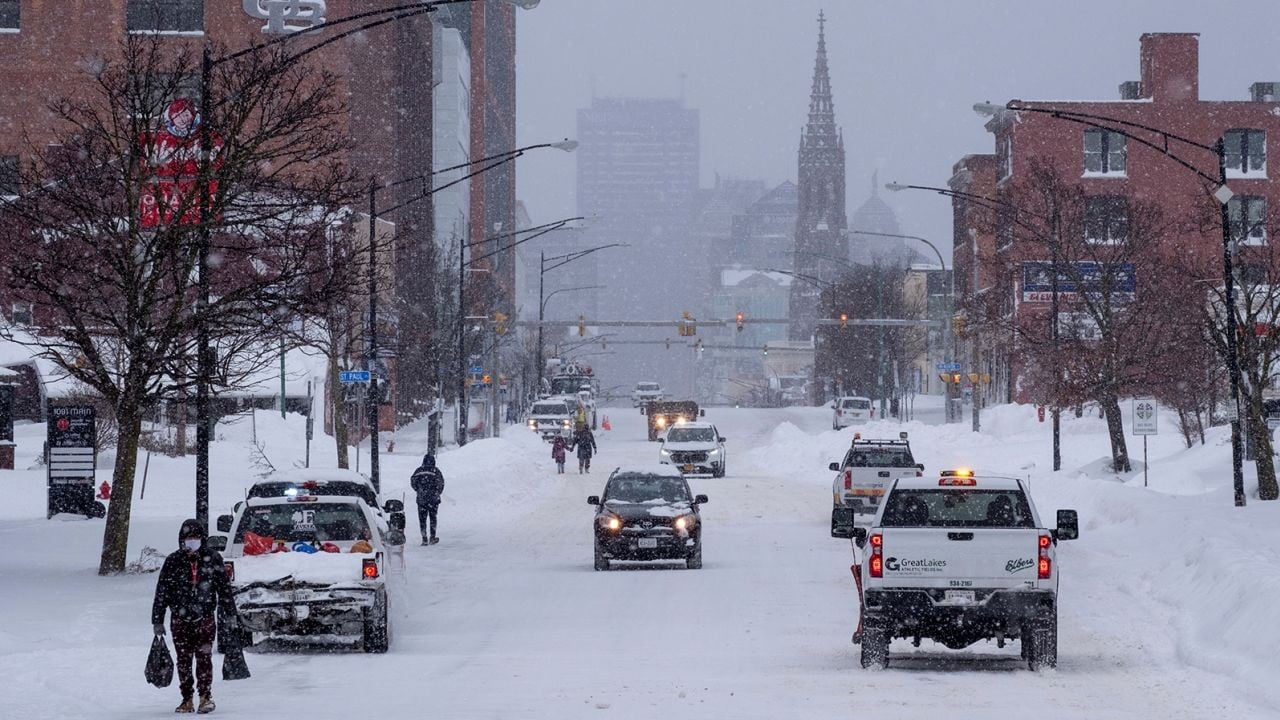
[{"left": 516, "top": 0, "right": 1280, "bottom": 262}]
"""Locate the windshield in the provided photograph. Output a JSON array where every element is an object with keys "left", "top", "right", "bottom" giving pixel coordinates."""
[
  {"left": 880, "top": 489, "right": 1035, "bottom": 529},
  {"left": 845, "top": 446, "right": 915, "bottom": 467},
  {"left": 841, "top": 398, "right": 871, "bottom": 409},
  {"left": 533, "top": 402, "right": 569, "bottom": 415},
  {"left": 249, "top": 481, "right": 376, "bottom": 508},
  {"left": 604, "top": 475, "right": 691, "bottom": 504},
  {"left": 234, "top": 502, "right": 371, "bottom": 543},
  {"left": 637, "top": 383, "right": 659, "bottom": 391},
  {"left": 667, "top": 427, "right": 716, "bottom": 443},
  {"left": 550, "top": 377, "right": 582, "bottom": 395}
]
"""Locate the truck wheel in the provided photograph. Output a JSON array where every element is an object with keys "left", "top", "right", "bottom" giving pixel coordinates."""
[
  {"left": 363, "top": 594, "right": 390, "bottom": 654},
  {"left": 594, "top": 543, "right": 610, "bottom": 571},
  {"left": 860, "top": 621, "right": 890, "bottom": 669},
  {"left": 686, "top": 539, "right": 703, "bottom": 570},
  {"left": 1028, "top": 611, "right": 1057, "bottom": 670}
]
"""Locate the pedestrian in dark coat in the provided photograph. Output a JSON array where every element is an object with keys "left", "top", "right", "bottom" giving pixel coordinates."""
[
  {"left": 551, "top": 435, "right": 568, "bottom": 474},
  {"left": 411, "top": 454, "right": 446, "bottom": 545},
  {"left": 151, "top": 518, "right": 238, "bottom": 714},
  {"left": 571, "top": 424, "right": 598, "bottom": 474}
]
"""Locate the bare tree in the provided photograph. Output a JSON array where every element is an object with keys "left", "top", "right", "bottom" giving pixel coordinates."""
[{"left": 0, "top": 37, "right": 359, "bottom": 574}]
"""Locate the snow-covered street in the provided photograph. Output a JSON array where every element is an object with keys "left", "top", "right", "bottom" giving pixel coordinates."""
[{"left": 1, "top": 402, "right": 1278, "bottom": 719}]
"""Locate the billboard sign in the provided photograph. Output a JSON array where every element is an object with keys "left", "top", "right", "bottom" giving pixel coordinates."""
[
  {"left": 1022, "top": 262, "right": 1136, "bottom": 303},
  {"left": 138, "top": 99, "right": 224, "bottom": 229},
  {"left": 47, "top": 405, "right": 99, "bottom": 517}
]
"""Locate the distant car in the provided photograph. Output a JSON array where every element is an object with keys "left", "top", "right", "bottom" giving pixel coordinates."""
[
  {"left": 588, "top": 465, "right": 708, "bottom": 571},
  {"left": 641, "top": 400, "right": 704, "bottom": 441},
  {"left": 632, "top": 381, "right": 665, "bottom": 407},
  {"left": 659, "top": 422, "right": 727, "bottom": 477},
  {"left": 833, "top": 396, "right": 873, "bottom": 429},
  {"left": 528, "top": 399, "right": 575, "bottom": 440}
]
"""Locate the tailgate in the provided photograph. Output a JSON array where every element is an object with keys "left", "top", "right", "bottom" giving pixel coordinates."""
[
  {"left": 877, "top": 528, "right": 1041, "bottom": 589},
  {"left": 848, "top": 468, "right": 916, "bottom": 498}
]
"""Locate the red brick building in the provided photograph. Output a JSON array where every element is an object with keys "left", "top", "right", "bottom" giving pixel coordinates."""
[{"left": 957, "top": 32, "right": 1280, "bottom": 404}]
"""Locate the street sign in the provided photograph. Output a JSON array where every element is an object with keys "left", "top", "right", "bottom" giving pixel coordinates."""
[
  {"left": 469, "top": 364, "right": 483, "bottom": 376},
  {"left": 1132, "top": 397, "right": 1158, "bottom": 436},
  {"left": 935, "top": 361, "right": 962, "bottom": 371},
  {"left": 339, "top": 370, "right": 371, "bottom": 384},
  {"left": 47, "top": 405, "right": 98, "bottom": 517}
]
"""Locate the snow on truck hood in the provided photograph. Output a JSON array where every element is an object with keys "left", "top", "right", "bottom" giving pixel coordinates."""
[{"left": 228, "top": 549, "right": 377, "bottom": 586}]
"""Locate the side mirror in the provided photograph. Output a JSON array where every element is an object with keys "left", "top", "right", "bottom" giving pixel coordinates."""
[
  {"left": 917, "top": 464, "right": 925, "bottom": 471},
  {"left": 694, "top": 494, "right": 709, "bottom": 505},
  {"left": 1055, "top": 509, "right": 1079, "bottom": 541},
  {"left": 853, "top": 527, "right": 868, "bottom": 546},
  {"left": 828, "top": 462, "right": 841, "bottom": 472},
  {"left": 206, "top": 536, "right": 228, "bottom": 552},
  {"left": 639, "top": 407, "right": 647, "bottom": 416},
  {"left": 831, "top": 507, "right": 858, "bottom": 538},
  {"left": 389, "top": 512, "right": 406, "bottom": 531},
  {"left": 384, "top": 499, "right": 404, "bottom": 513},
  {"left": 216, "top": 514, "right": 234, "bottom": 533},
  {"left": 719, "top": 437, "right": 727, "bottom": 443},
  {"left": 587, "top": 495, "right": 600, "bottom": 505}
]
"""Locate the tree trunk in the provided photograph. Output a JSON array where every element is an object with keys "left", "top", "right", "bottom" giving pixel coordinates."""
[
  {"left": 1248, "top": 396, "right": 1278, "bottom": 500},
  {"left": 1195, "top": 408, "right": 1206, "bottom": 445},
  {"left": 1101, "top": 394, "right": 1131, "bottom": 473},
  {"left": 1176, "top": 409, "right": 1192, "bottom": 449},
  {"left": 98, "top": 401, "right": 142, "bottom": 575},
  {"left": 328, "top": 350, "right": 349, "bottom": 469}
]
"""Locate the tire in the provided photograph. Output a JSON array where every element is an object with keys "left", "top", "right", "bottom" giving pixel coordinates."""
[
  {"left": 1028, "top": 610, "right": 1057, "bottom": 670},
  {"left": 686, "top": 539, "right": 703, "bottom": 570},
  {"left": 860, "top": 620, "right": 890, "bottom": 669},
  {"left": 362, "top": 593, "right": 390, "bottom": 654},
  {"left": 594, "top": 543, "right": 610, "bottom": 571}
]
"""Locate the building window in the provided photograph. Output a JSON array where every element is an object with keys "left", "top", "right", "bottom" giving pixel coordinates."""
[
  {"left": 1084, "top": 195, "right": 1128, "bottom": 244},
  {"left": 998, "top": 136, "right": 1013, "bottom": 180},
  {"left": 1224, "top": 129, "right": 1266, "bottom": 177},
  {"left": 127, "top": 0, "right": 203, "bottom": 33},
  {"left": 10, "top": 301, "right": 32, "bottom": 326},
  {"left": 0, "top": 155, "right": 17, "bottom": 196},
  {"left": 1083, "top": 129, "right": 1126, "bottom": 175},
  {"left": 0, "top": 1, "right": 18, "bottom": 31},
  {"left": 1229, "top": 195, "right": 1267, "bottom": 245}
]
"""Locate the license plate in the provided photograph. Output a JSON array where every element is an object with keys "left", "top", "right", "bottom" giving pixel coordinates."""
[
  {"left": 682, "top": 464, "right": 696, "bottom": 472},
  {"left": 638, "top": 538, "right": 658, "bottom": 549},
  {"left": 943, "top": 590, "right": 975, "bottom": 604}
]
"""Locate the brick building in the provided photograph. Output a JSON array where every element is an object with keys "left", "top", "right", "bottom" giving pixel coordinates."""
[{"left": 959, "top": 32, "right": 1280, "bottom": 404}]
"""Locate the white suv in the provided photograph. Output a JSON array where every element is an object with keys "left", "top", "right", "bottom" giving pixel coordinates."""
[
  {"left": 836, "top": 470, "right": 1079, "bottom": 670},
  {"left": 832, "top": 396, "right": 873, "bottom": 429},
  {"left": 632, "top": 382, "right": 664, "bottom": 407},
  {"left": 658, "top": 422, "right": 727, "bottom": 477}
]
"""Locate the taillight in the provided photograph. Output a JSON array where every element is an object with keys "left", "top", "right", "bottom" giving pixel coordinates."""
[
  {"left": 1037, "top": 534, "right": 1052, "bottom": 579},
  {"left": 224, "top": 561, "right": 235, "bottom": 582},
  {"left": 869, "top": 533, "right": 883, "bottom": 578},
  {"left": 843, "top": 469, "right": 852, "bottom": 490},
  {"left": 362, "top": 558, "right": 379, "bottom": 579}
]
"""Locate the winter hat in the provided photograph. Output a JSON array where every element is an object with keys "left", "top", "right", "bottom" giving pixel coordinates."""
[
  {"left": 422, "top": 454, "right": 436, "bottom": 469},
  {"left": 178, "top": 518, "right": 207, "bottom": 545}
]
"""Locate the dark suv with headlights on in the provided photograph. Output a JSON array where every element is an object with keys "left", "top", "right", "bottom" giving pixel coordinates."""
[{"left": 588, "top": 466, "right": 708, "bottom": 571}]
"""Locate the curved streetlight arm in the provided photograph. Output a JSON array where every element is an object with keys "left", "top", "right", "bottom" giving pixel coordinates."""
[
  {"left": 763, "top": 267, "right": 831, "bottom": 290},
  {"left": 886, "top": 182, "right": 1050, "bottom": 238},
  {"left": 851, "top": 230, "right": 946, "bottom": 270},
  {"left": 541, "top": 285, "right": 605, "bottom": 316},
  {"left": 428, "top": 139, "right": 576, "bottom": 180},
  {"left": 542, "top": 243, "right": 627, "bottom": 273},
  {"left": 466, "top": 217, "right": 586, "bottom": 268}
]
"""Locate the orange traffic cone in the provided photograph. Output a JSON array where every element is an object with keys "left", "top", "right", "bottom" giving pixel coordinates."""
[{"left": 601, "top": 416, "right": 612, "bottom": 431}]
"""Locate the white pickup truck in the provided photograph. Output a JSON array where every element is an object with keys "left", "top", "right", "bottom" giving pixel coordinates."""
[
  {"left": 835, "top": 470, "right": 1079, "bottom": 670},
  {"left": 830, "top": 433, "right": 923, "bottom": 535},
  {"left": 211, "top": 495, "right": 405, "bottom": 653}
]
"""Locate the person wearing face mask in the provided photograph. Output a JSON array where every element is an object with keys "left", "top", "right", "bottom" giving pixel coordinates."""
[{"left": 151, "top": 519, "right": 239, "bottom": 714}]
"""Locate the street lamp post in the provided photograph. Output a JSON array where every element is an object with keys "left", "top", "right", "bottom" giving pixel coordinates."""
[
  {"left": 974, "top": 100, "right": 1247, "bottom": 505},
  {"left": 536, "top": 243, "right": 625, "bottom": 393}
]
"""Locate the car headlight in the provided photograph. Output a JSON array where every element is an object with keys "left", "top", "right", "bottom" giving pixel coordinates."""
[
  {"left": 656, "top": 417, "right": 666, "bottom": 427},
  {"left": 674, "top": 515, "right": 696, "bottom": 531},
  {"left": 660, "top": 448, "right": 671, "bottom": 456},
  {"left": 708, "top": 448, "right": 721, "bottom": 456},
  {"left": 600, "top": 514, "right": 622, "bottom": 531}
]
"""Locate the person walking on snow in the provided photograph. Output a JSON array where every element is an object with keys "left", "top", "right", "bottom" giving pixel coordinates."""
[
  {"left": 151, "top": 518, "right": 239, "bottom": 714},
  {"left": 551, "top": 434, "right": 568, "bottom": 474},
  {"left": 571, "top": 423, "right": 597, "bottom": 474},
  {"left": 411, "top": 454, "right": 446, "bottom": 545}
]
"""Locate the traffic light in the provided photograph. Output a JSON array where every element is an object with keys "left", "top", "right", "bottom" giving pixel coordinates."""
[
  {"left": 952, "top": 315, "right": 967, "bottom": 335},
  {"left": 678, "top": 310, "right": 696, "bottom": 337},
  {"left": 762, "top": 345, "right": 769, "bottom": 356},
  {"left": 578, "top": 315, "right": 586, "bottom": 337},
  {"left": 493, "top": 312, "right": 508, "bottom": 335},
  {"left": 953, "top": 373, "right": 962, "bottom": 385},
  {"left": 736, "top": 312, "right": 744, "bottom": 332},
  {"left": 840, "top": 312, "right": 849, "bottom": 329}
]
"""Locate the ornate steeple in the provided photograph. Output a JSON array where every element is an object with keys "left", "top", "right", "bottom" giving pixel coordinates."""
[{"left": 804, "top": 10, "right": 840, "bottom": 149}]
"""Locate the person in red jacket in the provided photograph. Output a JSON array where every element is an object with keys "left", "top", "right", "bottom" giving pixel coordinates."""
[
  {"left": 551, "top": 434, "right": 568, "bottom": 474},
  {"left": 151, "top": 519, "right": 239, "bottom": 714}
]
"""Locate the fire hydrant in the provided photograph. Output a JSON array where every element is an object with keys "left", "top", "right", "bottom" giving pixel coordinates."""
[{"left": 96, "top": 481, "right": 111, "bottom": 500}]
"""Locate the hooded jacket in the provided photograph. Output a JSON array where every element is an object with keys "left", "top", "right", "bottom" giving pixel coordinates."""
[
  {"left": 411, "top": 455, "right": 445, "bottom": 505},
  {"left": 151, "top": 519, "right": 238, "bottom": 625}
]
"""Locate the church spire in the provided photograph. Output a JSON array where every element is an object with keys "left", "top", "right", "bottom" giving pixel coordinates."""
[{"left": 806, "top": 10, "right": 837, "bottom": 142}]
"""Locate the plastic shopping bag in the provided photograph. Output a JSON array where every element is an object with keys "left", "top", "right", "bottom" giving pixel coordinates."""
[{"left": 145, "top": 635, "right": 174, "bottom": 688}]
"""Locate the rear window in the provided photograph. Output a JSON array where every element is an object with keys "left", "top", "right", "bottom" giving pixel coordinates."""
[
  {"left": 842, "top": 398, "right": 870, "bottom": 409},
  {"left": 235, "top": 503, "right": 371, "bottom": 543},
  {"left": 844, "top": 446, "right": 915, "bottom": 467},
  {"left": 637, "top": 383, "right": 659, "bottom": 391},
  {"left": 881, "top": 489, "right": 1035, "bottom": 529}
]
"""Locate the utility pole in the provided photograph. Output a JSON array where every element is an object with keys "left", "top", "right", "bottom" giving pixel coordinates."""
[
  {"left": 971, "top": 227, "right": 981, "bottom": 433},
  {"left": 1050, "top": 208, "right": 1062, "bottom": 471},
  {"left": 366, "top": 179, "right": 380, "bottom": 493}
]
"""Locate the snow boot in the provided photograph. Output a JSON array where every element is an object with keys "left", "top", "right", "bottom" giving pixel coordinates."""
[
  {"left": 197, "top": 696, "right": 215, "bottom": 714},
  {"left": 175, "top": 698, "right": 194, "bottom": 714},
  {"left": 429, "top": 536, "right": 440, "bottom": 545}
]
